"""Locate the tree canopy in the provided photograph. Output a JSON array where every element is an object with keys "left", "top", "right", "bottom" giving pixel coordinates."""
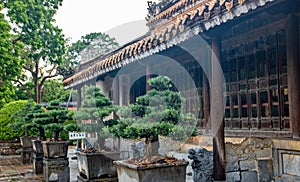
[
  {"left": 1, "top": 0, "right": 66, "bottom": 103},
  {"left": 0, "top": 4, "right": 23, "bottom": 107},
  {"left": 58, "top": 32, "right": 119, "bottom": 79}
]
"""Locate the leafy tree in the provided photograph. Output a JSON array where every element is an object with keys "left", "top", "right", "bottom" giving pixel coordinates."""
[
  {"left": 109, "top": 76, "right": 196, "bottom": 157},
  {"left": 0, "top": 4, "right": 23, "bottom": 107},
  {"left": 8, "top": 100, "right": 37, "bottom": 136},
  {"left": 58, "top": 32, "right": 119, "bottom": 79},
  {"left": 14, "top": 79, "right": 74, "bottom": 102},
  {"left": 75, "top": 85, "right": 114, "bottom": 150},
  {"left": 0, "top": 100, "right": 28, "bottom": 140},
  {"left": 2, "top": 0, "right": 66, "bottom": 103}
]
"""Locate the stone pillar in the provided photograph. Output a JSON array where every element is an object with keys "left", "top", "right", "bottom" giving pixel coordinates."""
[
  {"left": 43, "top": 158, "right": 69, "bottom": 182},
  {"left": 21, "top": 147, "right": 33, "bottom": 164},
  {"left": 20, "top": 136, "right": 34, "bottom": 164},
  {"left": 286, "top": 13, "right": 300, "bottom": 138},
  {"left": 43, "top": 142, "right": 69, "bottom": 182},
  {"left": 211, "top": 36, "right": 225, "bottom": 180},
  {"left": 32, "top": 140, "right": 44, "bottom": 174}
]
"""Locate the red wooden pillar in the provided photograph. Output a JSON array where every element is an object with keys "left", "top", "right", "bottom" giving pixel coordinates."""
[
  {"left": 211, "top": 36, "right": 226, "bottom": 180},
  {"left": 286, "top": 13, "right": 300, "bottom": 138}
]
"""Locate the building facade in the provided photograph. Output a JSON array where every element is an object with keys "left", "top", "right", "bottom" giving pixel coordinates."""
[{"left": 63, "top": 0, "right": 300, "bottom": 180}]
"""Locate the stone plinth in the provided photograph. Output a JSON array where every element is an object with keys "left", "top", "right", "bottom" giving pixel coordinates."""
[
  {"left": 77, "top": 175, "right": 118, "bottom": 182},
  {"left": 33, "top": 153, "right": 44, "bottom": 174},
  {"left": 114, "top": 160, "right": 188, "bottom": 182},
  {"left": 43, "top": 157, "right": 69, "bottom": 182},
  {"left": 21, "top": 147, "right": 33, "bottom": 164}
]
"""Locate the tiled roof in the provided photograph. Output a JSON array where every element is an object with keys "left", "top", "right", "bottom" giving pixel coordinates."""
[{"left": 63, "top": 0, "right": 275, "bottom": 88}]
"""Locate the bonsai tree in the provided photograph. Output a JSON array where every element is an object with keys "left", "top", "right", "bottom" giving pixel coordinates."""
[
  {"left": 109, "top": 76, "right": 196, "bottom": 157},
  {"left": 42, "top": 100, "right": 70, "bottom": 141},
  {"left": 24, "top": 104, "right": 48, "bottom": 141},
  {"left": 75, "top": 85, "right": 114, "bottom": 150}
]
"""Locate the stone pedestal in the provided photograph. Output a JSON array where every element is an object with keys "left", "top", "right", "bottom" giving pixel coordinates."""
[
  {"left": 77, "top": 175, "right": 118, "bottom": 182},
  {"left": 21, "top": 147, "right": 33, "bottom": 164},
  {"left": 33, "top": 153, "right": 44, "bottom": 174},
  {"left": 43, "top": 157, "right": 70, "bottom": 182},
  {"left": 114, "top": 160, "right": 188, "bottom": 182}
]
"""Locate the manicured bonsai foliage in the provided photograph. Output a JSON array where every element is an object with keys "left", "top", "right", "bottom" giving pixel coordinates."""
[
  {"left": 43, "top": 100, "right": 70, "bottom": 141},
  {"left": 109, "top": 76, "right": 196, "bottom": 157},
  {"left": 24, "top": 100, "right": 71, "bottom": 141},
  {"left": 75, "top": 85, "right": 114, "bottom": 150},
  {"left": 24, "top": 104, "right": 48, "bottom": 140}
]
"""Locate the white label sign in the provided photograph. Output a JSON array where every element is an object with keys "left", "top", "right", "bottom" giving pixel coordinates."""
[{"left": 69, "top": 132, "right": 86, "bottom": 140}]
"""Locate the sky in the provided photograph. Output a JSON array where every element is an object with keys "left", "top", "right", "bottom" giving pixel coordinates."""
[{"left": 55, "top": 0, "right": 150, "bottom": 45}]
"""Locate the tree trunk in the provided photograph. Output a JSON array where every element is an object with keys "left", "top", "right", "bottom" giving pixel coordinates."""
[
  {"left": 39, "top": 128, "right": 46, "bottom": 141},
  {"left": 145, "top": 134, "right": 160, "bottom": 157},
  {"left": 24, "top": 129, "right": 28, "bottom": 136},
  {"left": 34, "top": 61, "right": 40, "bottom": 103},
  {"left": 53, "top": 131, "right": 60, "bottom": 141}
]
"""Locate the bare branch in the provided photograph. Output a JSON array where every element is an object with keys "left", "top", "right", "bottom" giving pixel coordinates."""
[
  {"left": 12, "top": 79, "right": 33, "bottom": 99},
  {"left": 38, "top": 73, "right": 59, "bottom": 91}
]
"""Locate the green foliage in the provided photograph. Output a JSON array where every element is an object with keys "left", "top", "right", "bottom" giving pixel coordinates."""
[
  {"left": 75, "top": 86, "right": 114, "bottom": 121},
  {"left": 75, "top": 86, "right": 115, "bottom": 141},
  {"left": 2, "top": 0, "right": 66, "bottom": 103},
  {"left": 0, "top": 5, "right": 23, "bottom": 107},
  {"left": 110, "top": 76, "right": 196, "bottom": 142},
  {"left": 64, "top": 123, "right": 80, "bottom": 132},
  {"left": 8, "top": 100, "right": 36, "bottom": 135},
  {"left": 59, "top": 32, "right": 119, "bottom": 79},
  {"left": 14, "top": 79, "right": 72, "bottom": 103},
  {"left": 0, "top": 100, "right": 28, "bottom": 140}
]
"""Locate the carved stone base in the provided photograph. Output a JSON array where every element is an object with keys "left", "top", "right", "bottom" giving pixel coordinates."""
[{"left": 43, "top": 158, "right": 69, "bottom": 182}]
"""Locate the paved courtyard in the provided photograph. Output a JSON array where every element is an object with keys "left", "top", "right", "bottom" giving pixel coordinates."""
[{"left": 0, "top": 148, "right": 193, "bottom": 182}]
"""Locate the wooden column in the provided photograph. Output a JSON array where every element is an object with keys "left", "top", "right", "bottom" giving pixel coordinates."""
[
  {"left": 113, "top": 76, "right": 120, "bottom": 105},
  {"left": 286, "top": 13, "right": 300, "bottom": 138},
  {"left": 203, "top": 73, "right": 210, "bottom": 129},
  {"left": 146, "top": 64, "right": 151, "bottom": 92},
  {"left": 77, "top": 87, "right": 82, "bottom": 109},
  {"left": 211, "top": 36, "right": 226, "bottom": 180}
]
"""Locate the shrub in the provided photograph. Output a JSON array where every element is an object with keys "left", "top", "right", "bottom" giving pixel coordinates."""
[{"left": 0, "top": 100, "right": 28, "bottom": 140}]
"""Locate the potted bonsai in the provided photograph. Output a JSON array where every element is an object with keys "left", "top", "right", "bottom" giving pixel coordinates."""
[
  {"left": 75, "top": 85, "right": 119, "bottom": 181},
  {"left": 110, "top": 76, "right": 196, "bottom": 182},
  {"left": 8, "top": 100, "right": 38, "bottom": 148},
  {"left": 37, "top": 100, "right": 70, "bottom": 159},
  {"left": 8, "top": 100, "right": 38, "bottom": 164}
]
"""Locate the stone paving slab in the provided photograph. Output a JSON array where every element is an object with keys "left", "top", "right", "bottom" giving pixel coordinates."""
[{"left": 0, "top": 155, "right": 43, "bottom": 181}]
